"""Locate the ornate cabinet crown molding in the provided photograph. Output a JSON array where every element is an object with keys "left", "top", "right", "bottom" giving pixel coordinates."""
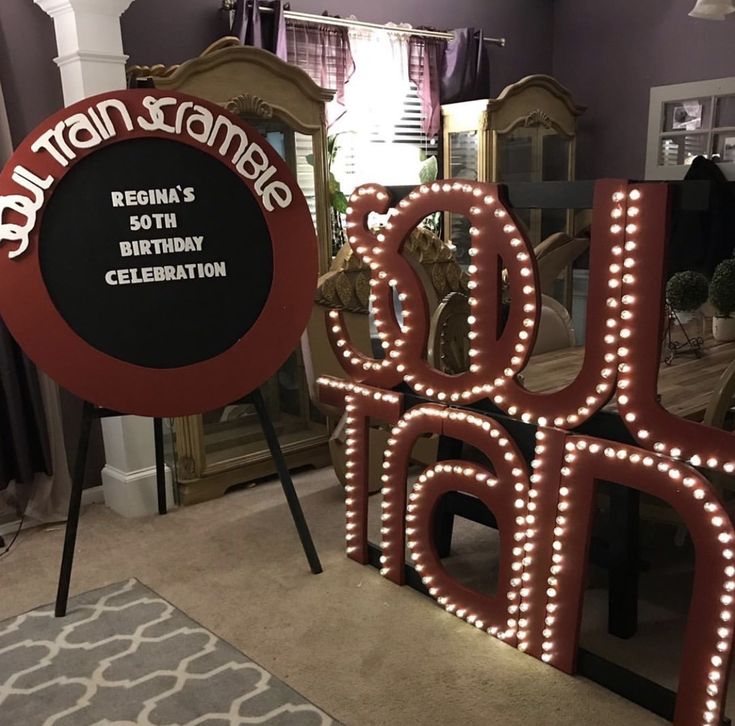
[
  {"left": 225, "top": 93, "right": 274, "bottom": 119},
  {"left": 523, "top": 109, "right": 554, "bottom": 128}
]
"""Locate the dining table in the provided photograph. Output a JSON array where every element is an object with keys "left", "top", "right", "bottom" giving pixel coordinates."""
[{"left": 521, "top": 334, "right": 735, "bottom": 421}]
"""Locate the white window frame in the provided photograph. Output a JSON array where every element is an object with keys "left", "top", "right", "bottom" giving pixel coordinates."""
[
  {"left": 330, "top": 79, "right": 438, "bottom": 197},
  {"left": 646, "top": 76, "right": 735, "bottom": 180}
]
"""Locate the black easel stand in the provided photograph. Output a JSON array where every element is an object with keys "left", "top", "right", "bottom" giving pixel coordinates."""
[
  {"left": 55, "top": 388, "right": 322, "bottom": 617},
  {"left": 246, "top": 389, "right": 323, "bottom": 576},
  {"left": 55, "top": 403, "right": 168, "bottom": 617}
]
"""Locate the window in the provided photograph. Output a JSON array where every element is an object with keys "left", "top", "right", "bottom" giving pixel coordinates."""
[
  {"left": 331, "top": 79, "right": 438, "bottom": 196},
  {"left": 646, "top": 76, "right": 735, "bottom": 180},
  {"left": 288, "top": 24, "right": 439, "bottom": 198}
]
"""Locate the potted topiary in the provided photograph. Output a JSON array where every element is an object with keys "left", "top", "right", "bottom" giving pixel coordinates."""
[
  {"left": 664, "top": 271, "right": 709, "bottom": 360},
  {"left": 666, "top": 270, "right": 709, "bottom": 320},
  {"left": 709, "top": 258, "right": 735, "bottom": 341}
]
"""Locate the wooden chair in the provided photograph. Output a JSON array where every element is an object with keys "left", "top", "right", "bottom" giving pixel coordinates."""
[
  {"left": 532, "top": 295, "right": 577, "bottom": 355},
  {"left": 701, "top": 358, "right": 735, "bottom": 501},
  {"left": 427, "top": 292, "right": 576, "bottom": 376},
  {"left": 428, "top": 292, "right": 471, "bottom": 374},
  {"left": 535, "top": 232, "right": 590, "bottom": 296},
  {"left": 703, "top": 357, "right": 735, "bottom": 430},
  {"left": 637, "top": 357, "right": 735, "bottom": 535}
]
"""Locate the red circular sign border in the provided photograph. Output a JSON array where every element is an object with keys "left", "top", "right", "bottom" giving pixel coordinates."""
[{"left": 0, "top": 89, "right": 318, "bottom": 417}]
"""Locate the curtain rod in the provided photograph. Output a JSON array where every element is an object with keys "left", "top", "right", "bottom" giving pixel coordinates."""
[{"left": 222, "top": 3, "right": 507, "bottom": 47}]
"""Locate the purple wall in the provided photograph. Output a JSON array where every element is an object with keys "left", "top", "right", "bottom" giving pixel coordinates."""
[
  {"left": 121, "top": 0, "right": 230, "bottom": 72},
  {"left": 0, "top": 1, "right": 552, "bottom": 141},
  {"left": 122, "top": 0, "right": 553, "bottom": 97},
  {"left": 553, "top": 0, "right": 735, "bottom": 180},
  {"left": 9, "top": 0, "right": 731, "bottom": 181},
  {"left": 0, "top": 0, "right": 62, "bottom": 145}
]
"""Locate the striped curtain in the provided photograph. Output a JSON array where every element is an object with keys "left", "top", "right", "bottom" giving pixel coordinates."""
[{"left": 286, "top": 19, "right": 355, "bottom": 126}]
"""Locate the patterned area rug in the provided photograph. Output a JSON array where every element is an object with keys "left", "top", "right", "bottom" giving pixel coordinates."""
[{"left": 0, "top": 579, "right": 338, "bottom": 725}]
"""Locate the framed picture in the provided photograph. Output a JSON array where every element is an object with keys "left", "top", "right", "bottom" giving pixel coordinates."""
[{"left": 672, "top": 101, "right": 703, "bottom": 131}]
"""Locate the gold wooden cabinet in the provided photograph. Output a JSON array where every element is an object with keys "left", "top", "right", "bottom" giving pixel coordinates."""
[
  {"left": 441, "top": 74, "right": 586, "bottom": 265},
  {"left": 130, "top": 40, "right": 335, "bottom": 504}
]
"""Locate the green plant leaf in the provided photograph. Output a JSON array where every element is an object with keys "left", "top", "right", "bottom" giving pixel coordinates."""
[
  {"left": 328, "top": 171, "right": 342, "bottom": 196},
  {"left": 305, "top": 152, "right": 314, "bottom": 167},
  {"left": 666, "top": 270, "right": 709, "bottom": 312},
  {"left": 332, "top": 190, "right": 349, "bottom": 213},
  {"left": 419, "top": 155, "right": 438, "bottom": 184},
  {"left": 710, "top": 258, "right": 735, "bottom": 316}
]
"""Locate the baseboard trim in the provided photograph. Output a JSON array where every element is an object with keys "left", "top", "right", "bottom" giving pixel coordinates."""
[
  {"left": 102, "top": 464, "right": 174, "bottom": 518},
  {"left": 0, "top": 486, "right": 105, "bottom": 541},
  {"left": 81, "top": 485, "right": 104, "bottom": 506},
  {"left": 0, "top": 515, "right": 41, "bottom": 538}
]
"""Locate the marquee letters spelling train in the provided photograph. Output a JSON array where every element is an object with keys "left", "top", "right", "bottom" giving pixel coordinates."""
[
  {"left": 317, "top": 180, "right": 735, "bottom": 726},
  {"left": 0, "top": 94, "right": 293, "bottom": 260}
]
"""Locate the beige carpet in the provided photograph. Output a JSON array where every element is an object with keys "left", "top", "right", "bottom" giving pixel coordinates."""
[{"left": 0, "top": 468, "right": 667, "bottom": 725}]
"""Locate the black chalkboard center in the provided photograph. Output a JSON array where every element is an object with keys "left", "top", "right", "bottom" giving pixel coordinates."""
[{"left": 39, "top": 138, "right": 273, "bottom": 369}]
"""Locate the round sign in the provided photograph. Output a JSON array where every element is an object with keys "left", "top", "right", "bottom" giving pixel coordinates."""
[{"left": 0, "top": 90, "right": 318, "bottom": 417}]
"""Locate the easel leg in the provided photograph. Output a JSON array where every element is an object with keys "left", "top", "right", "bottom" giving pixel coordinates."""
[
  {"left": 153, "top": 418, "right": 167, "bottom": 515},
  {"left": 249, "top": 388, "right": 323, "bottom": 574},
  {"left": 55, "top": 401, "right": 95, "bottom": 617}
]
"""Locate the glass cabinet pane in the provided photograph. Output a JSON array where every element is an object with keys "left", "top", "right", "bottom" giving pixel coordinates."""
[
  {"left": 448, "top": 131, "right": 479, "bottom": 179},
  {"left": 195, "top": 115, "right": 326, "bottom": 473},
  {"left": 542, "top": 134, "right": 570, "bottom": 180},
  {"left": 497, "top": 128, "right": 571, "bottom": 246},
  {"left": 201, "top": 350, "right": 325, "bottom": 468},
  {"left": 250, "top": 121, "right": 319, "bottom": 234},
  {"left": 446, "top": 131, "right": 479, "bottom": 265},
  {"left": 294, "top": 132, "right": 318, "bottom": 230},
  {"left": 498, "top": 128, "right": 536, "bottom": 182}
]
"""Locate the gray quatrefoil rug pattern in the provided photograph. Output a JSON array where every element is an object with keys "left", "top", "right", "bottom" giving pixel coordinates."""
[{"left": 0, "top": 579, "right": 338, "bottom": 726}]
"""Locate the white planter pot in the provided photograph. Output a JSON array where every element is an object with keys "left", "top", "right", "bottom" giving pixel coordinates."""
[{"left": 713, "top": 315, "right": 735, "bottom": 342}]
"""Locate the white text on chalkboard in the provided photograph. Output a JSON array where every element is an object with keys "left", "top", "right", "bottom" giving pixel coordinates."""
[
  {"left": 129, "top": 214, "right": 177, "bottom": 231},
  {"left": 0, "top": 94, "right": 296, "bottom": 260},
  {"left": 111, "top": 187, "right": 196, "bottom": 207},
  {"left": 119, "top": 236, "right": 204, "bottom": 256},
  {"left": 105, "top": 261, "right": 227, "bottom": 285}
]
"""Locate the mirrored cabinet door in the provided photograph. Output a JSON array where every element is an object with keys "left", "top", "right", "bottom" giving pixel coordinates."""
[
  {"left": 445, "top": 129, "right": 480, "bottom": 265},
  {"left": 195, "top": 116, "right": 327, "bottom": 496},
  {"left": 496, "top": 126, "right": 574, "bottom": 246},
  {"left": 144, "top": 42, "right": 335, "bottom": 505},
  {"left": 442, "top": 76, "right": 583, "bottom": 255},
  {"left": 441, "top": 75, "right": 585, "bottom": 311}
]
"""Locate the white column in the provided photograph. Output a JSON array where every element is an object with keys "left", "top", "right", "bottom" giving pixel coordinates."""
[
  {"left": 34, "top": 0, "right": 134, "bottom": 105},
  {"left": 99, "top": 417, "right": 174, "bottom": 518},
  {"left": 36, "top": 0, "right": 173, "bottom": 516}
]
